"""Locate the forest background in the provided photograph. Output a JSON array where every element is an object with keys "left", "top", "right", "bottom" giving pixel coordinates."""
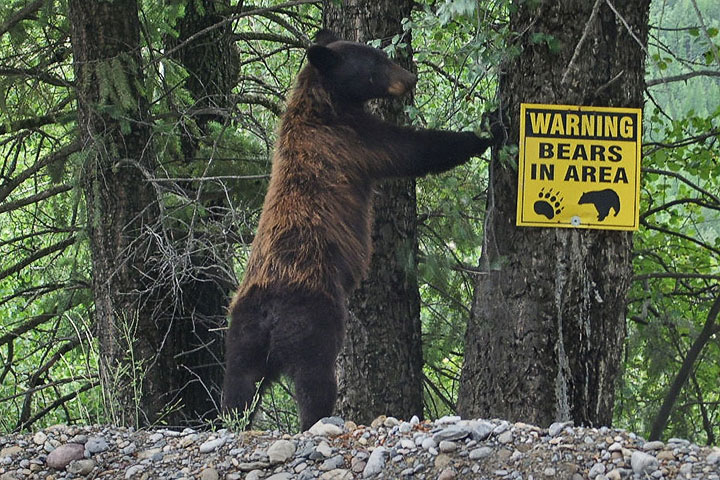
[{"left": 0, "top": 0, "right": 718, "bottom": 446}]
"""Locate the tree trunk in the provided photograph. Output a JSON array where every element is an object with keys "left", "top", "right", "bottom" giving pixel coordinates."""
[
  {"left": 323, "top": 0, "right": 424, "bottom": 425},
  {"left": 157, "top": 0, "right": 240, "bottom": 425},
  {"left": 68, "top": 0, "right": 166, "bottom": 426},
  {"left": 458, "top": 0, "right": 650, "bottom": 427}
]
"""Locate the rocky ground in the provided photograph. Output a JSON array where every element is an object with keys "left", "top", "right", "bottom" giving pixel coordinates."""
[{"left": 1, "top": 415, "right": 719, "bottom": 479}]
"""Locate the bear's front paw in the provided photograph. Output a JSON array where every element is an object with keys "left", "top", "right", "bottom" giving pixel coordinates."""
[{"left": 477, "top": 108, "right": 508, "bottom": 146}]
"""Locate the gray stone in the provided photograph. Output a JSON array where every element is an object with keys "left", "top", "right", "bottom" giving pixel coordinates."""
[
  {"left": 707, "top": 449, "right": 720, "bottom": 464},
  {"left": 643, "top": 440, "right": 664, "bottom": 451},
  {"left": 199, "top": 437, "right": 226, "bottom": 453},
  {"left": 322, "top": 416, "right": 345, "bottom": 426},
  {"left": 266, "top": 474, "right": 293, "bottom": 480},
  {"left": 432, "top": 426, "right": 471, "bottom": 444},
  {"left": 320, "top": 469, "right": 353, "bottom": 480},
  {"left": 588, "top": 462, "right": 606, "bottom": 479},
  {"left": 438, "top": 441, "right": 457, "bottom": 453},
  {"left": 268, "top": 440, "right": 296, "bottom": 464},
  {"left": 497, "top": 431, "right": 513, "bottom": 444},
  {"left": 316, "top": 441, "right": 333, "bottom": 457},
  {"left": 46, "top": 443, "right": 85, "bottom": 470},
  {"left": 199, "top": 468, "right": 219, "bottom": 480},
  {"left": 363, "top": 447, "right": 387, "bottom": 478},
  {"left": 631, "top": 450, "right": 659, "bottom": 475},
  {"left": 492, "top": 422, "right": 510, "bottom": 435},
  {"left": 238, "top": 461, "right": 270, "bottom": 471},
  {"left": 321, "top": 454, "right": 345, "bottom": 471},
  {"left": 436, "top": 415, "right": 461, "bottom": 425},
  {"left": 399, "top": 422, "right": 412, "bottom": 434},
  {"left": 67, "top": 459, "right": 96, "bottom": 475},
  {"left": 85, "top": 436, "right": 108, "bottom": 454},
  {"left": 548, "top": 421, "right": 572, "bottom": 437},
  {"left": 32, "top": 432, "right": 47, "bottom": 445},
  {"left": 309, "top": 420, "right": 344, "bottom": 437},
  {"left": 469, "top": 421, "right": 494, "bottom": 441},
  {"left": 125, "top": 464, "right": 144, "bottom": 479},
  {"left": 421, "top": 437, "right": 437, "bottom": 450},
  {"left": 469, "top": 447, "right": 493, "bottom": 460},
  {"left": 607, "top": 442, "right": 622, "bottom": 452}
]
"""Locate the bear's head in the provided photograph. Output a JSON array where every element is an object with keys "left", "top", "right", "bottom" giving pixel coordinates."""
[{"left": 306, "top": 30, "right": 417, "bottom": 105}]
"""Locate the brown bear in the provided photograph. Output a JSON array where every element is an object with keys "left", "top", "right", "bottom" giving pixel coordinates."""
[{"left": 222, "top": 30, "right": 502, "bottom": 431}]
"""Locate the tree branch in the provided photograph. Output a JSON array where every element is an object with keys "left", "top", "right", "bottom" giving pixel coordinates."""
[
  {"left": 643, "top": 167, "right": 720, "bottom": 205},
  {"left": 0, "top": 0, "right": 45, "bottom": 38},
  {"left": 647, "top": 69, "right": 720, "bottom": 87},
  {"left": 649, "top": 291, "right": 720, "bottom": 440},
  {"left": 0, "top": 141, "right": 79, "bottom": 204},
  {"left": 0, "top": 235, "right": 76, "bottom": 283},
  {"left": 641, "top": 220, "right": 720, "bottom": 258},
  {"left": 0, "top": 183, "right": 73, "bottom": 215}
]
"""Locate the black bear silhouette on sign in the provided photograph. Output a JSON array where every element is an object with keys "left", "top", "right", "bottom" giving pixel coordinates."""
[{"left": 578, "top": 188, "right": 620, "bottom": 221}]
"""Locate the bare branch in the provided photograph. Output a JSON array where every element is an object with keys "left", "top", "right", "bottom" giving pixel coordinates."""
[
  {"left": 0, "top": 112, "right": 75, "bottom": 135},
  {"left": 634, "top": 272, "right": 720, "bottom": 282},
  {"left": 643, "top": 167, "right": 720, "bottom": 206},
  {"left": 641, "top": 197, "right": 720, "bottom": 221},
  {"left": 561, "top": 0, "right": 603, "bottom": 86},
  {"left": 0, "top": 183, "right": 73, "bottom": 215},
  {"left": 0, "top": 235, "right": 76, "bottom": 283},
  {"left": 233, "top": 31, "right": 306, "bottom": 48},
  {"left": 151, "top": 0, "right": 320, "bottom": 67},
  {"left": 0, "top": 312, "right": 58, "bottom": 347},
  {"left": 689, "top": 0, "right": 720, "bottom": 66},
  {"left": 647, "top": 70, "right": 720, "bottom": 87},
  {"left": 0, "top": 67, "right": 72, "bottom": 88},
  {"left": 15, "top": 382, "right": 98, "bottom": 432},
  {"left": 0, "top": 0, "right": 45, "bottom": 38},
  {"left": 0, "top": 141, "right": 79, "bottom": 204},
  {"left": 640, "top": 220, "right": 720, "bottom": 258}
]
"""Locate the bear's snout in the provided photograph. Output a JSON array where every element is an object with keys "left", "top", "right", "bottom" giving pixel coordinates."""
[{"left": 387, "top": 65, "right": 417, "bottom": 96}]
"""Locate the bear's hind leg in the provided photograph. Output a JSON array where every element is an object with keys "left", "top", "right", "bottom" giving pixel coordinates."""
[
  {"left": 222, "top": 304, "right": 272, "bottom": 426},
  {"left": 271, "top": 293, "right": 346, "bottom": 432},
  {"left": 292, "top": 361, "right": 338, "bottom": 431}
]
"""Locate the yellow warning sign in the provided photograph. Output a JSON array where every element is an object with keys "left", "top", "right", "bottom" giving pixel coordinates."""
[{"left": 516, "top": 103, "right": 642, "bottom": 231}]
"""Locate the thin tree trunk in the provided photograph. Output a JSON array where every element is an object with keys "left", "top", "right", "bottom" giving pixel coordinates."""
[
  {"left": 158, "top": 0, "right": 240, "bottom": 425},
  {"left": 649, "top": 293, "right": 720, "bottom": 440},
  {"left": 323, "top": 0, "right": 424, "bottom": 425},
  {"left": 68, "top": 0, "right": 166, "bottom": 426},
  {"left": 458, "top": 0, "right": 650, "bottom": 427}
]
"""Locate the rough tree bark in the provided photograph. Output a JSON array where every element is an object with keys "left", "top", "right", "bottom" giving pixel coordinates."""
[
  {"left": 458, "top": 0, "right": 650, "bottom": 427},
  {"left": 160, "top": 0, "right": 240, "bottom": 425},
  {"left": 68, "top": 0, "right": 166, "bottom": 425},
  {"left": 323, "top": 0, "right": 424, "bottom": 424}
]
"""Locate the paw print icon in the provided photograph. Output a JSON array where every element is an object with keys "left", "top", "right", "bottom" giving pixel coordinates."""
[{"left": 534, "top": 188, "right": 564, "bottom": 220}]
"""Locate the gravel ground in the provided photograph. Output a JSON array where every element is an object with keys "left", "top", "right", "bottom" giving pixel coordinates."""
[{"left": 1, "top": 415, "right": 719, "bottom": 479}]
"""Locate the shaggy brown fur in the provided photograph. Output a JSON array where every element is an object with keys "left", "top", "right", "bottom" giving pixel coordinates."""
[{"left": 222, "top": 32, "right": 499, "bottom": 431}]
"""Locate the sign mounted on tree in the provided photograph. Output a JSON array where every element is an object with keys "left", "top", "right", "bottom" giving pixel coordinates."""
[{"left": 516, "top": 103, "right": 642, "bottom": 231}]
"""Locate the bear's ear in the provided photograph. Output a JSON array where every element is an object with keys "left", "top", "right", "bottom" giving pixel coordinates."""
[
  {"left": 307, "top": 45, "right": 341, "bottom": 74},
  {"left": 315, "top": 29, "right": 339, "bottom": 46}
]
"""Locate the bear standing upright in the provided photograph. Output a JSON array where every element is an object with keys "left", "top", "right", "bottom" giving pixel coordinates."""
[{"left": 222, "top": 31, "right": 501, "bottom": 431}]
